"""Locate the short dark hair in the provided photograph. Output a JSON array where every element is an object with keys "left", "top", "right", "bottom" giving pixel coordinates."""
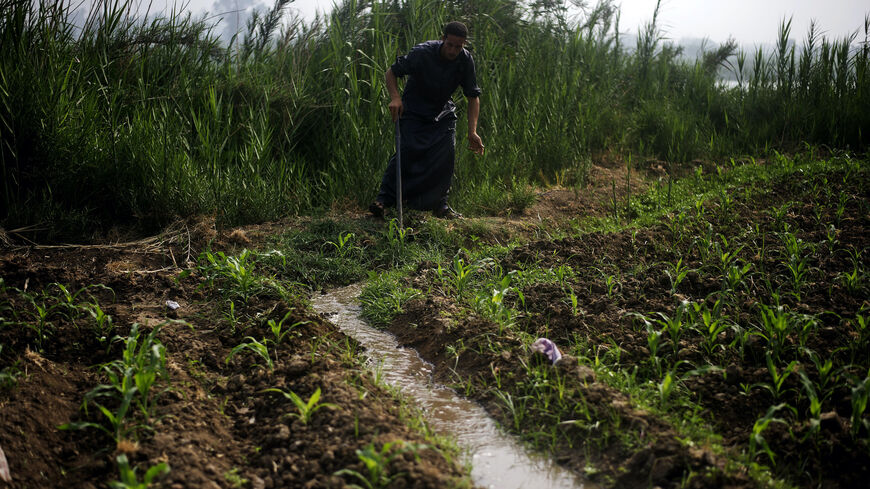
[{"left": 443, "top": 21, "right": 468, "bottom": 38}]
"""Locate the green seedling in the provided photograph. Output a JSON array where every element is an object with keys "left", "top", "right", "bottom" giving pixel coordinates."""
[
  {"left": 475, "top": 274, "right": 515, "bottom": 332},
  {"left": 199, "top": 249, "right": 261, "bottom": 302},
  {"left": 805, "top": 349, "right": 836, "bottom": 393},
  {"left": 0, "top": 345, "right": 21, "bottom": 390},
  {"left": 713, "top": 235, "right": 744, "bottom": 273},
  {"left": 645, "top": 324, "right": 665, "bottom": 375},
  {"left": 689, "top": 299, "right": 730, "bottom": 357},
  {"left": 325, "top": 231, "right": 357, "bottom": 258},
  {"left": 604, "top": 274, "right": 619, "bottom": 297},
  {"left": 723, "top": 262, "right": 753, "bottom": 293},
  {"left": 798, "top": 370, "right": 822, "bottom": 435},
  {"left": 110, "top": 454, "right": 170, "bottom": 489},
  {"left": 755, "top": 302, "right": 791, "bottom": 361},
  {"left": 448, "top": 254, "right": 476, "bottom": 300},
  {"left": 264, "top": 387, "right": 337, "bottom": 424},
  {"left": 268, "top": 312, "right": 308, "bottom": 345},
  {"left": 86, "top": 301, "right": 115, "bottom": 351},
  {"left": 224, "top": 467, "right": 249, "bottom": 488},
  {"left": 664, "top": 257, "right": 690, "bottom": 294},
  {"left": 335, "top": 440, "right": 426, "bottom": 489},
  {"left": 758, "top": 354, "right": 798, "bottom": 401},
  {"left": 635, "top": 303, "right": 690, "bottom": 357},
  {"left": 748, "top": 403, "right": 792, "bottom": 466},
  {"left": 850, "top": 373, "right": 870, "bottom": 438},
  {"left": 495, "top": 390, "right": 529, "bottom": 431},
  {"left": 384, "top": 219, "right": 412, "bottom": 258},
  {"left": 226, "top": 337, "right": 273, "bottom": 370},
  {"left": 62, "top": 324, "right": 168, "bottom": 444}
]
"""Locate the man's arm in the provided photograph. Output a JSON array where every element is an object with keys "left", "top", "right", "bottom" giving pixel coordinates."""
[
  {"left": 467, "top": 96, "right": 484, "bottom": 155},
  {"left": 386, "top": 68, "right": 403, "bottom": 122}
]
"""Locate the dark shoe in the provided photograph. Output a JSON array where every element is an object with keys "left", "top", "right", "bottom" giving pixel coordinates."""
[
  {"left": 369, "top": 201, "right": 385, "bottom": 218},
  {"left": 433, "top": 205, "right": 462, "bottom": 219}
]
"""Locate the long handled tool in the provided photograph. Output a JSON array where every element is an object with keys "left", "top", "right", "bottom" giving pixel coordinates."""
[{"left": 395, "top": 119, "right": 403, "bottom": 230}]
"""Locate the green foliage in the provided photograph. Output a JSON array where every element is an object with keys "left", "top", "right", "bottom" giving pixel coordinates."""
[
  {"left": 360, "top": 271, "right": 421, "bottom": 326},
  {"left": 226, "top": 336, "right": 274, "bottom": 370},
  {"left": 110, "top": 454, "right": 170, "bottom": 489},
  {"left": 264, "top": 386, "right": 338, "bottom": 425},
  {"left": 334, "top": 440, "right": 427, "bottom": 489},
  {"left": 3, "top": 0, "right": 867, "bottom": 235},
  {"left": 61, "top": 323, "right": 168, "bottom": 444}
]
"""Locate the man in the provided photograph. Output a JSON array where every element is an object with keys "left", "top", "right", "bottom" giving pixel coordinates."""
[{"left": 369, "top": 21, "right": 485, "bottom": 219}]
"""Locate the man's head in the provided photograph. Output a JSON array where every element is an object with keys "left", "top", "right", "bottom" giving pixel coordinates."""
[{"left": 440, "top": 21, "right": 468, "bottom": 61}]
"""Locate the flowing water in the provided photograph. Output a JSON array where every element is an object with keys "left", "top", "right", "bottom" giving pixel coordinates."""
[{"left": 311, "top": 284, "right": 592, "bottom": 489}]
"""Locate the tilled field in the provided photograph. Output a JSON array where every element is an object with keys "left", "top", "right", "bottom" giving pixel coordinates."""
[
  {"left": 1, "top": 156, "right": 867, "bottom": 489},
  {"left": 0, "top": 238, "right": 472, "bottom": 488},
  {"left": 384, "top": 159, "right": 869, "bottom": 488}
]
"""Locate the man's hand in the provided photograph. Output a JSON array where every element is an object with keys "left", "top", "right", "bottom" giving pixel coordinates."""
[
  {"left": 385, "top": 68, "right": 403, "bottom": 122},
  {"left": 467, "top": 132, "right": 484, "bottom": 155},
  {"left": 389, "top": 97, "right": 404, "bottom": 122}
]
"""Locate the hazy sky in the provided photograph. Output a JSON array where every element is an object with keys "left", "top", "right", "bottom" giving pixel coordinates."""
[{"left": 140, "top": 0, "right": 868, "bottom": 45}]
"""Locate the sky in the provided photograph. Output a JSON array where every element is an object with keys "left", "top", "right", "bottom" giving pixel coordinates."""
[{"left": 123, "top": 0, "right": 868, "bottom": 46}]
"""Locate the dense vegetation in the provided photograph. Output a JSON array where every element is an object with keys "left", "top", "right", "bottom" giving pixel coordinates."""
[{"left": 1, "top": 0, "right": 867, "bottom": 238}]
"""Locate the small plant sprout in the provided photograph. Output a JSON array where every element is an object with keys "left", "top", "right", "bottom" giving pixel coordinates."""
[
  {"left": 325, "top": 231, "right": 357, "bottom": 258},
  {"left": 759, "top": 354, "right": 798, "bottom": 401},
  {"left": 749, "top": 403, "right": 793, "bottom": 466},
  {"left": 268, "top": 311, "right": 308, "bottom": 345},
  {"left": 334, "top": 440, "right": 427, "bottom": 489},
  {"left": 448, "top": 253, "right": 476, "bottom": 300},
  {"left": 226, "top": 337, "right": 274, "bottom": 370},
  {"left": 110, "top": 454, "right": 170, "bottom": 489},
  {"left": 664, "top": 258, "right": 690, "bottom": 294},
  {"left": 264, "top": 387, "right": 337, "bottom": 424},
  {"left": 850, "top": 373, "right": 870, "bottom": 438}
]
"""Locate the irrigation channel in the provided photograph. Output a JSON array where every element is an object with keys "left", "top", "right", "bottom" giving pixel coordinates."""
[{"left": 312, "top": 284, "right": 592, "bottom": 489}]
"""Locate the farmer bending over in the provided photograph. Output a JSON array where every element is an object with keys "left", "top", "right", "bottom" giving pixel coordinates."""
[{"left": 369, "top": 21, "right": 485, "bottom": 219}]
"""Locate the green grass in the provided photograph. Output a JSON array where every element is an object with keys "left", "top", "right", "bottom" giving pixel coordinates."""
[
  {"left": 2, "top": 0, "right": 867, "bottom": 238},
  {"left": 359, "top": 152, "right": 869, "bottom": 488}
]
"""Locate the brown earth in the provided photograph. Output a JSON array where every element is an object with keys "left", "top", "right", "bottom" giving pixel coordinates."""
[
  {"left": 0, "top": 226, "right": 472, "bottom": 488},
  {"left": 385, "top": 162, "right": 869, "bottom": 488},
  {"left": 1, "top": 157, "right": 866, "bottom": 489}
]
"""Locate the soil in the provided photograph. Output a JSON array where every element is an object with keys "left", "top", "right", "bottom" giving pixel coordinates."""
[
  {"left": 1, "top": 158, "right": 867, "bottom": 489},
  {"left": 0, "top": 225, "right": 471, "bottom": 488},
  {"left": 387, "top": 162, "right": 870, "bottom": 488}
]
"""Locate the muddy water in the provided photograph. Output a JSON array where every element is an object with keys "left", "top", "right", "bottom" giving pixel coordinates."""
[{"left": 312, "top": 284, "right": 591, "bottom": 489}]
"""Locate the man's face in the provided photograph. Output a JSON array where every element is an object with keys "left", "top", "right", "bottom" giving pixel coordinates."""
[{"left": 440, "top": 34, "right": 466, "bottom": 61}]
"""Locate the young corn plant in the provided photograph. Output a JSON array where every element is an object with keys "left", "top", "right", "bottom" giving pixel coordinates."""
[
  {"left": 798, "top": 370, "right": 823, "bottom": 436},
  {"left": 850, "top": 373, "right": 870, "bottom": 438},
  {"left": 199, "top": 250, "right": 261, "bottom": 302},
  {"left": 636, "top": 303, "right": 691, "bottom": 358},
  {"left": 110, "top": 454, "right": 170, "bottom": 489},
  {"left": 723, "top": 262, "right": 753, "bottom": 294},
  {"left": 325, "top": 231, "right": 357, "bottom": 258},
  {"left": 334, "top": 440, "right": 426, "bottom": 489},
  {"left": 748, "top": 403, "right": 793, "bottom": 466},
  {"left": 62, "top": 324, "right": 167, "bottom": 444},
  {"left": 664, "top": 258, "right": 690, "bottom": 295},
  {"left": 755, "top": 302, "right": 792, "bottom": 361},
  {"left": 713, "top": 235, "right": 744, "bottom": 274},
  {"left": 268, "top": 312, "right": 308, "bottom": 345},
  {"left": 689, "top": 299, "right": 730, "bottom": 358},
  {"left": 226, "top": 337, "right": 274, "bottom": 370},
  {"left": 264, "top": 387, "right": 337, "bottom": 425},
  {"left": 757, "top": 354, "right": 799, "bottom": 402},
  {"left": 447, "top": 254, "right": 477, "bottom": 301},
  {"left": 86, "top": 301, "right": 115, "bottom": 351},
  {"left": 474, "top": 275, "right": 516, "bottom": 333}
]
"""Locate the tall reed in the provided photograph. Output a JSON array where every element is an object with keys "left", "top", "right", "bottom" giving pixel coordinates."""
[{"left": 1, "top": 0, "right": 866, "bottom": 237}]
